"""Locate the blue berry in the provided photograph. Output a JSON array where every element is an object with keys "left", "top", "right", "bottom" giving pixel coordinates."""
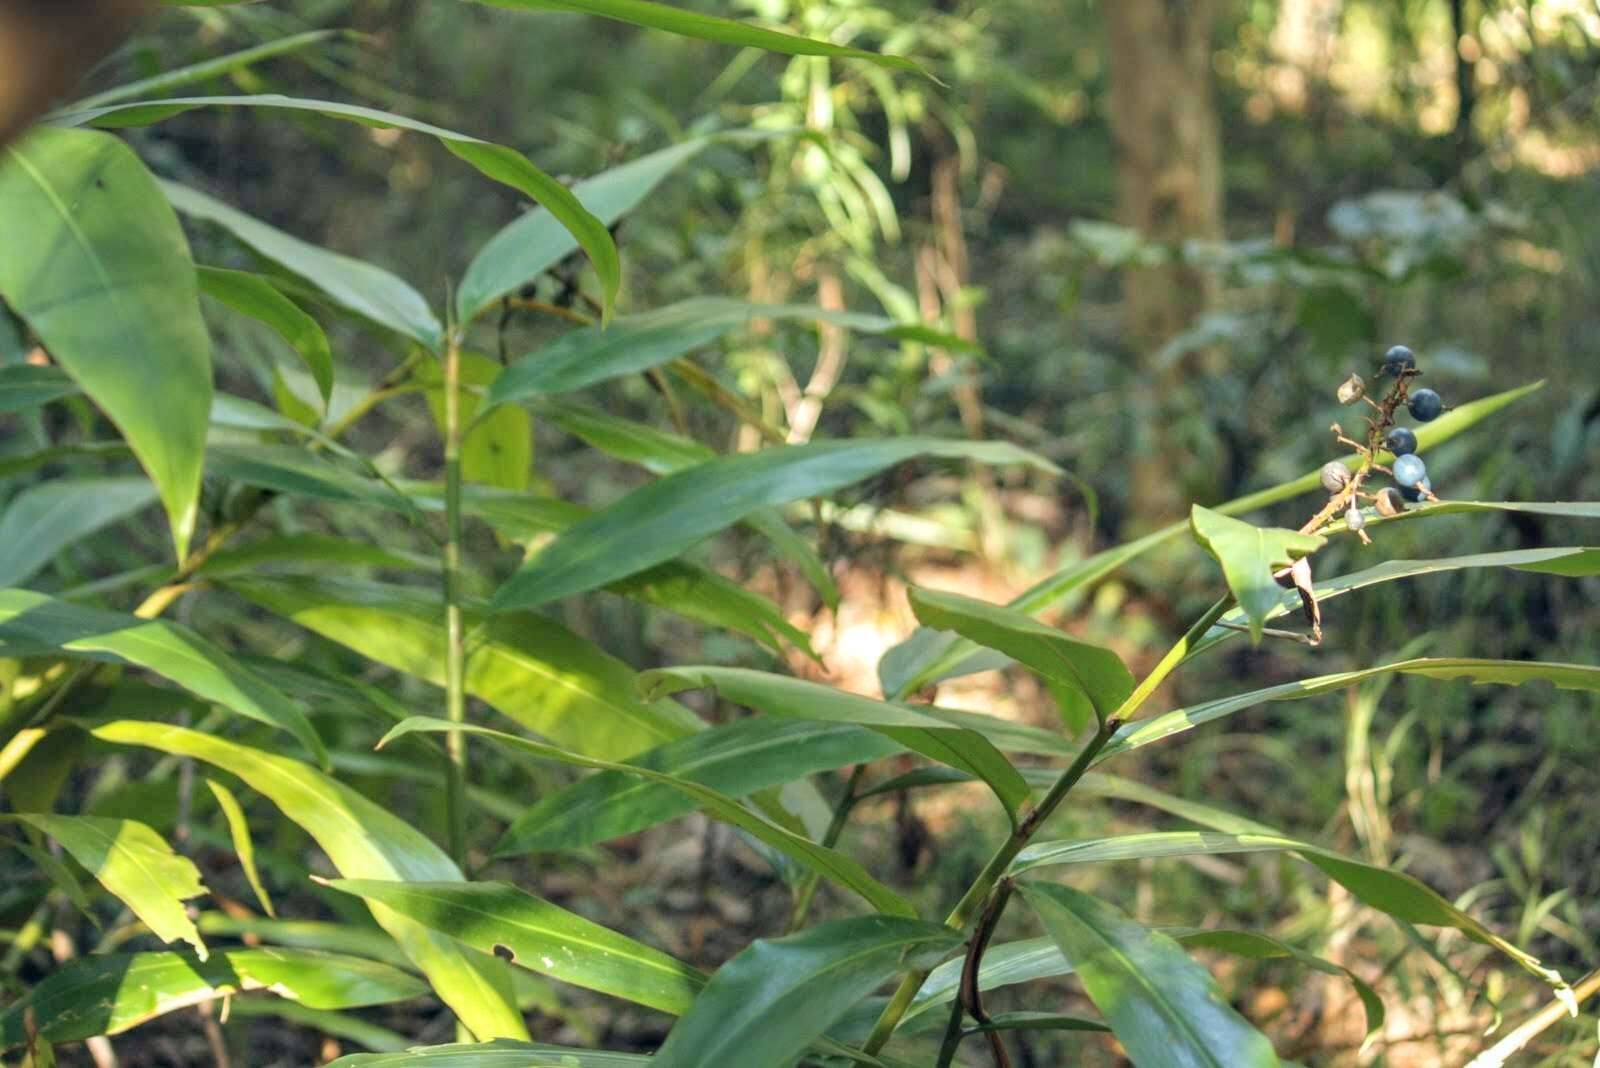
[
  {"left": 1381, "top": 345, "right": 1416, "bottom": 376},
  {"left": 1392, "top": 453, "right": 1427, "bottom": 489},
  {"left": 1400, "top": 475, "right": 1432, "bottom": 503},
  {"left": 1384, "top": 427, "right": 1418, "bottom": 456},
  {"left": 1408, "top": 388, "right": 1443, "bottom": 422}
]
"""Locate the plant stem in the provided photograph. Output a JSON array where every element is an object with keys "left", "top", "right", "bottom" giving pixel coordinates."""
[
  {"left": 441, "top": 330, "right": 469, "bottom": 868},
  {"left": 787, "top": 763, "right": 866, "bottom": 932},
  {"left": 937, "top": 879, "right": 1016, "bottom": 1068},
  {"left": 862, "top": 595, "right": 1232, "bottom": 1055},
  {"left": 1465, "top": 968, "right": 1600, "bottom": 1068}
]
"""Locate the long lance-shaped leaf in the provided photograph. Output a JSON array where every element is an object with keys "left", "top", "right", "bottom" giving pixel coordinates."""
[
  {"left": 1018, "top": 883, "right": 1281, "bottom": 1068},
  {"left": 498, "top": 717, "right": 901, "bottom": 856},
  {"left": 640, "top": 666, "right": 1031, "bottom": 823},
  {"left": 1330, "top": 499, "right": 1600, "bottom": 537},
  {"left": 326, "top": 880, "right": 705, "bottom": 1014},
  {"left": 381, "top": 718, "right": 916, "bottom": 918},
  {"left": 67, "top": 29, "right": 346, "bottom": 110},
  {"left": 878, "top": 379, "right": 1547, "bottom": 698},
  {"left": 204, "top": 778, "right": 275, "bottom": 917},
  {"left": 0, "top": 365, "right": 80, "bottom": 412},
  {"left": 227, "top": 576, "right": 700, "bottom": 760},
  {"left": 908, "top": 587, "right": 1134, "bottom": 727},
  {"left": 0, "top": 948, "right": 425, "bottom": 1049},
  {"left": 492, "top": 437, "right": 1057, "bottom": 610},
  {"left": 197, "top": 266, "right": 333, "bottom": 405},
  {"left": 0, "top": 587, "right": 326, "bottom": 764},
  {"left": 0, "top": 477, "right": 156, "bottom": 587},
  {"left": 0, "top": 126, "right": 211, "bottom": 556},
  {"left": 57, "top": 94, "right": 619, "bottom": 323},
  {"left": 470, "top": 0, "right": 921, "bottom": 73},
  {"left": 484, "top": 297, "right": 974, "bottom": 410},
  {"left": 328, "top": 1041, "right": 651, "bottom": 1067},
  {"left": 651, "top": 916, "right": 959, "bottom": 1068},
  {"left": 88, "top": 721, "right": 530, "bottom": 1041},
  {"left": 1098, "top": 658, "right": 1600, "bottom": 762},
  {"left": 1, "top": 814, "right": 206, "bottom": 957}
]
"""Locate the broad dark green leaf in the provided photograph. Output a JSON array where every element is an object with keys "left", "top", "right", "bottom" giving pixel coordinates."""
[
  {"left": 472, "top": 0, "right": 921, "bottom": 73},
  {"left": 197, "top": 266, "right": 333, "bottom": 405},
  {"left": 1019, "top": 882, "right": 1280, "bottom": 1068},
  {"left": 651, "top": 916, "right": 959, "bottom": 1068},
  {"left": 0, "top": 127, "right": 211, "bottom": 556},
  {"left": 0, "top": 477, "right": 156, "bottom": 587},
  {"left": 0, "top": 948, "right": 424, "bottom": 1048},
  {"left": 163, "top": 180, "right": 441, "bottom": 349},
  {"left": 878, "top": 379, "right": 1547, "bottom": 698},
  {"left": 640, "top": 666, "right": 1031, "bottom": 823},
  {"left": 908, "top": 587, "right": 1134, "bottom": 726},
  {"left": 498, "top": 717, "right": 901, "bottom": 855},
  {"left": 381, "top": 717, "right": 916, "bottom": 917},
  {"left": 492, "top": 437, "right": 1056, "bottom": 610},
  {"left": 204, "top": 777, "right": 274, "bottom": 917},
  {"left": 228, "top": 576, "right": 700, "bottom": 759},
  {"left": 2, "top": 814, "right": 206, "bottom": 957},
  {"left": 327, "top": 880, "right": 704, "bottom": 1014},
  {"left": 89, "top": 720, "right": 530, "bottom": 1040},
  {"left": 63, "top": 95, "right": 618, "bottom": 323},
  {"left": 0, "top": 587, "right": 326, "bottom": 764},
  {"left": 330, "top": 1041, "right": 649, "bottom": 1067},
  {"left": 485, "top": 298, "right": 974, "bottom": 409},
  {"left": 0, "top": 365, "right": 80, "bottom": 412},
  {"left": 1190, "top": 505, "right": 1324, "bottom": 643}
]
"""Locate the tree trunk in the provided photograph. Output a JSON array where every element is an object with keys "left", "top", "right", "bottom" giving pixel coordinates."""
[{"left": 1100, "top": 0, "right": 1224, "bottom": 528}]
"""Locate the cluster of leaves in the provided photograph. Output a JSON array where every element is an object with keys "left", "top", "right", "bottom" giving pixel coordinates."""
[{"left": 1, "top": 3, "right": 1597, "bottom": 1067}]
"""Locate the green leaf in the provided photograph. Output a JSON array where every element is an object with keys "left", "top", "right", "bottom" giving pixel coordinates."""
[
  {"left": 326, "top": 880, "right": 705, "bottom": 1014},
  {"left": 640, "top": 666, "right": 1031, "bottom": 823},
  {"left": 651, "top": 916, "right": 959, "bottom": 1068},
  {"left": 61, "top": 95, "right": 618, "bottom": 324},
  {"left": 1019, "top": 882, "right": 1280, "bottom": 1068},
  {"left": 197, "top": 266, "right": 333, "bottom": 406},
  {"left": 0, "top": 477, "right": 156, "bottom": 587},
  {"left": 329, "top": 1040, "right": 650, "bottom": 1067},
  {"left": 88, "top": 720, "right": 529, "bottom": 1041},
  {"left": 877, "top": 379, "right": 1547, "bottom": 698},
  {"left": 1, "top": 814, "right": 206, "bottom": 957},
  {"left": 228, "top": 576, "right": 700, "bottom": 759},
  {"left": 1190, "top": 505, "right": 1324, "bottom": 643},
  {"left": 485, "top": 298, "right": 974, "bottom": 409},
  {"left": 492, "top": 437, "right": 1056, "bottom": 610},
  {"left": 204, "top": 778, "right": 274, "bottom": 917},
  {"left": 381, "top": 717, "right": 916, "bottom": 918},
  {"left": 0, "top": 365, "right": 80, "bottom": 413},
  {"left": 1012, "top": 829, "right": 1305, "bottom": 874},
  {"left": 0, "top": 587, "right": 326, "bottom": 764},
  {"left": 471, "top": 0, "right": 921, "bottom": 74},
  {"left": 418, "top": 351, "right": 532, "bottom": 491},
  {"left": 908, "top": 587, "right": 1134, "bottom": 726},
  {"left": 199, "top": 533, "right": 433, "bottom": 577},
  {"left": 0, "top": 127, "right": 212, "bottom": 557},
  {"left": 0, "top": 948, "right": 425, "bottom": 1048},
  {"left": 498, "top": 717, "right": 901, "bottom": 856},
  {"left": 207, "top": 443, "right": 415, "bottom": 512},
  {"left": 162, "top": 180, "right": 441, "bottom": 349}
]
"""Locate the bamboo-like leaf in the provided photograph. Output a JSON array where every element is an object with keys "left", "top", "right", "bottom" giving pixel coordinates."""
[
  {"left": 199, "top": 534, "right": 433, "bottom": 577},
  {"left": 197, "top": 266, "right": 333, "bottom": 405},
  {"left": 651, "top": 916, "right": 959, "bottom": 1068},
  {"left": 640, "top": 666, "right": 1031, "bottom": 822},
  {"left": 326, "top": 880, "right": 705, "bottom": 1014},
  {"left": 228, "top": 576, "right": 700, "bottom": 760},
  {"left": 471, "top": 0, "right": 921, "bottom": 73},
  {"left": 0, "top": 948, "right": 425, "bottom": 1048},
  {"left": 0, "top": 477, "right": 156, "bottom": 587},
  {"left": 1190, "top": 506, "right": 1324, "bottom": 644},
  {"left": 1019, "top": 883, "right": 1280, "bottom": 1068},
  {"left": 0, "top": 365, "right": 80, "bottom": 413},
  {"left": 908, "top": 587, "right": 1134, "bottom": 725},
  {"left": 418, "top": 352, "right": 532, "bottom": 491},
  {"left": 485, "top": 298, "right": 974, "bottom": 409},
  {"left": 68, "top": 29, "right": 344, "bottom": 110},
  {"left": 329, "top": 1041, "right": 650, "bottom": 1067},
  {"left": 492, "top": 437, "right": 1057, "bottom": 610},
  {"left": 381, "top": 717, "right": 916, "bottom": 917},
  {"left": 0, "top": 127, "right": 211, "bottom": 556},
  {"left": 498, "top": 717, "right": 901, "bottom": 855},
  {"left": 0, "top": 587, "right": 326, "bottom": 764},
  {"left": 2, "top": 814, "right": 206, "bottom": 957},
  {"left": 204, "top": 778, "right": 274, "bottom": 917},
  {"left": 88, "top": 721, "right": 529, "bottom": 1041},
  {"left": 878, "top": 379, "right": 1547, "bottom": 698}
]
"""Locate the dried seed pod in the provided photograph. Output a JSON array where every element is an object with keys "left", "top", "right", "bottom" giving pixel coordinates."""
[
  {"left": 1320, "top": 461, "right": 1353, "bottom": 493},
  {"left": 1336, "top": 373, "right": 1365, "bottom": 405},
  {"left": 1346, "top": 504, "right": 1366, "bottom": 531},
  {"left": 1374, "top": 487, "right": 1406, "bottom": 516}
]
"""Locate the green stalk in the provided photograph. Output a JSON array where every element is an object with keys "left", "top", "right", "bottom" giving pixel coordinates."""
[
  {"left": 441, "top": 331, "right": 469, "bottom": 867},
  {"left": 861, "top": 596, "right": 1233, "bottom": 1054},
  {"left": 787, "top": 763, "right": 866, "bottom": 932}
]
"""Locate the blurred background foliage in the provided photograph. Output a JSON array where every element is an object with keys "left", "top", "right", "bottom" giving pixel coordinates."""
[{"left": 8, "top": 0, "right": 1600, "bottom": 1063}]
